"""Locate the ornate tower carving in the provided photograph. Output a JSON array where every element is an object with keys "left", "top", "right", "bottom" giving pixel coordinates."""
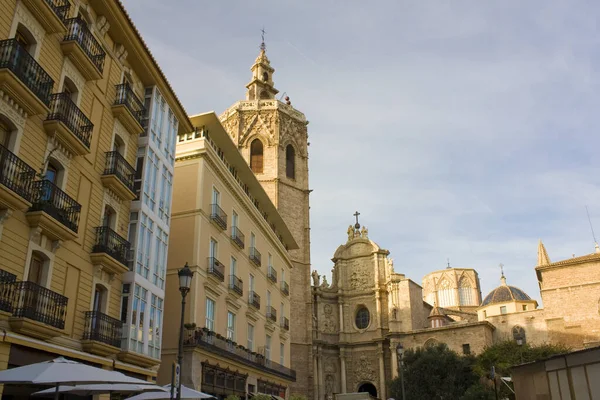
[{"left": 220, "top": 43, "right": 313, "bottom": 399}]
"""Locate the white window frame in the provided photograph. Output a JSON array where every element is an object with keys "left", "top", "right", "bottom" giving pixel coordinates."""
[{"left": 206, "top": 298, "right": 215, "bottom": 331}]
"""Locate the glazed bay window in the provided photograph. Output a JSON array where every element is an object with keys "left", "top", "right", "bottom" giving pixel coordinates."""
[
  {"left": 205, "top": 298, "right": 215, "bottom": 331},
  {"left": 153, "top": 228, "right": 167, "bottom": 289},
  {"left": 158, "top": 166, "right": 167, "bottom": 220},
  {"left": 280, "top": 343, "right": 284, "bottom": 365},
  {"left": 148, "top": 294, "right": 163, "bottom": 359},
  {"left": 130, "top": 285, "right": 147, "bottom": 354},
  {"left": 137, "top": 213, "right": 152, "bottom": 279},
  {"left": 227, "top": 311, "right": 235, "bottom": 341},
  {"left": 247, "top": 324, "right": 254, "bottom": 351},
  {"left": 143, "top": 149, "right": 158, "bottom": 211}
]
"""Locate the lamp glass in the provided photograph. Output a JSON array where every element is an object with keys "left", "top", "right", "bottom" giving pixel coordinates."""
[
  {"left": 178, "top": 264, "right": 193, "bottom": 290},
  {"left": 396, "top": 345, "right": 404, "bottom": 357}
]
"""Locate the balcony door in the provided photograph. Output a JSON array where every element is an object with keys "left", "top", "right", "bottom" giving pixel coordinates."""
[
  {"left": 102, "top": 205, "right": 116, "bottom": 230},
  {"left": 93, "top": 285, "right": 105, "bottom": 313},
  {"left": 27, "top": 253, "right": 44, "bottom": 285}
]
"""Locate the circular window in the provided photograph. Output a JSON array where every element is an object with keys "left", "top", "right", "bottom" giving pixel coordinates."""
[{"left": 355, "top": 306, "right": 370, "bottom": 329}]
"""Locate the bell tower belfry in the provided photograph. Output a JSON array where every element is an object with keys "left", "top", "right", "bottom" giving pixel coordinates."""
[{"left": 220, "top": 39, "right": 313, "bottom": 400}]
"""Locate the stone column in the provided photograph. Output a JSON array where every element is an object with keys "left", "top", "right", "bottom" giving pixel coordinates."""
[
  {"left": 378, "top": 345, "right": 386, "bottom": 400},
  {"left": 338, "top": 301, "right": 344, "bottom": 331},
  {"left": 340, "top": 349, "right": 347, "bottom": 393},
  {"left": 390, "top": 342, "right": 398, "bottom": 379},
  {"left": 313, "top": 347, "right": 319, "bottom": 400},
  {"left": 318, "top": 348, "right": 324, "bottom": 400}
]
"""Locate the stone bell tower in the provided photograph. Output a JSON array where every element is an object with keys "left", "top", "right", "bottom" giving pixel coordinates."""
[{"left": 220, "top": 40, "right": 313, "bottom": 399}]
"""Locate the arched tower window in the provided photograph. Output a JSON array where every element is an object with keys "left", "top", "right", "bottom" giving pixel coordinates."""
[
  {"left": 458, "top": 276, "right": 474, "bottom": 306},
  {"left": 437, "top": 279, "right": 454, "bottom": 307},
  {"left": 262, "top": 72, "right": 269, "bottom": 82},
  {"left": 285, "top": 145, "right": 295, "bottom": 179},
  {"left": 259, "top": 91, "right": 269, "bottom": 100},
  {"left": 512, "top": 325, "right": 526, "bottom": 344},
  {"left": 250, "top": 139, "right": 263, "bottom": 173}
]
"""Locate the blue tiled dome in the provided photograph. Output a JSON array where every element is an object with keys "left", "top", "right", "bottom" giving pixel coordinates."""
[{"left": 481, "top": 285, "right": 531, "bottom": 306}]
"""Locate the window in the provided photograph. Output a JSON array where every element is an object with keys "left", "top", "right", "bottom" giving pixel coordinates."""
[
  {"left": 210, "top": 238, "right": 218, "bottom": 259},
  {"left": 266, "top": 290, "right": 271, "bottom": 308},
  {"left": 120, "top": 284, "right": 130, "bottom": 323},
  {"left": 500, "top": 306, "right": 507, "bottom": 315},
  {"left": 483, "top": 310, "right": 487, "bottom": 318},
  {"left": 462, "top": 344, "right": 471, "bottom": 355},
  {"left": 250, "top": 139, "right": 263, "bottom": 173},
  {"left": 134, "top": 156, "right": 144, "bottom": 200},
  {"left": 212, "top": 187, "right": 220, "bottom": 205},
  {"left": 164, "top": 171, "right": 173, "bottom": 224},
  {"left": 250, "top": 232, "right": 256, "bottom": 248},
  {"left": 0, "top": 118, "right": 12, "bottom": 149},
  {"left": 232, "top": 210, "right": 238, "bottom": 228},
  {"left": 247, "top": 324, "right": 254, "bottom": 350},
  {"left": 158, "top": 166, "right": 167, "bottom": 219},
  {"left": 130, "top": 285, "right": 147, "bottom": 354},
  {"left": 227, "top": 312, "right": 236, "bottom": 341},
  {"left": 148, "top": 295, "right": 163, "bottom": 358},
  {"left": 143, "top": 149, "right": 158, "bottom": 211},
  {"left": 15, "top": 24, "right": 36, "bottom": 56},
  {"left": 62, "top": 76, "right": 79, "bottom": 104},
  {"left": 153, "top": 228, "right": 166, "bottom": 289},
  {"left": 265, "top": 335, "right": 271, "bottom": 360},
  {"left": 522, "top": 305, "right": 528, "bottom": 311},
  {"left": 355, "top": 306, "right": 370, "bottom": 329},
  {"left": 280, "top": 302, "right": 285, "bottom": 321},
  {"left": 205, "top": 298, "right": 215, "bottom": 331},
  {"left": 230, "top": 256, "right": 237, "bottom": 286},
  {"left": 27, "top": 252, "right": 45, "bottom": 285},
  {"left": 438, "top": 279, "right": 454, "bottom": 307},
  {"left": 458, "top": 277, "right": 474, "bottom": 306},
  {"left": 512, "top": 325, "right": 526, "bottom": 344},
  {"left": 249, "top": 274, "right": 255, "bottom": 292},
  {"left": 280, "top": 343, "right": 285, "bottom": 365},
  {"left": 286, "top": 145, "right": 295, "bottom": 179}
]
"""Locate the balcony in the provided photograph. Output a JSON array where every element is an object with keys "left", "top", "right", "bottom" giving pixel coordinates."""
[
  {"left": 281, "top": 317, "right": 290, "bottom": 331},
  {"left": 112, "top": 83, "right": 145, "bottom": 135},
  {"left": 26, "top": 180, "right": 81, "bottom": 241},
  {"left": 210, "top": 203, "right": 227, "bottom": 230},
  {"left": 267, "top": 266, "right": 277, "bottom": 284},
  {"left": 22, "top": 0, "right": 69, "bottom": 34},
  {"left": 9, "top": 281, "right": 68, "bottom": 340},
  {"left": 0, "top": 270, "right": 16, "bottom": 314},
  {"left": 267, "top": 306, "right": 277, "bottom": 323},
  {"left": 249, "top": 247, "right": 261, "bottom": 267},
  {"left": 90, "top": 226, "right": 131, "bottom": 275},
  {"left": 0, "top": 39, "right": 54, "bottom": 115},
  {"left": 43, "top": 92, "right": 93, "bottom": 156},
  {"left": 231, "top": 226, "right": 245, "bottom": 249},
  {"left": 184, "top": 327, "right": 296, "bottom": 381},
  {"left": 61, "top": 18, "right": 105, "bottom": 80},
  {"left": 207, "top": 257, "right": 225, "bottom": 282},
  {"left": 101, "top": 151, "right": 136, "bottom": 201},
  {"left": 281, "top": 281, "right": 289, "bottom": 297},
  {"left": 0, "top": 144, "right": 36, "bottom": 211},
  {"left": 229, "top": 275, "right": 243, "bottom": 296},
  {"left": 82, "top": 311, "right": 123, "bottom": 356},
  {"left": 249, "top": 291, "right": 260, "bottom": 310}
]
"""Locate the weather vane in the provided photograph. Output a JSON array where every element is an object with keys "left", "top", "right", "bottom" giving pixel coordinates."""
[
  {"left": 499, "top": 263, "right": 504, "bottom": 277},
  {"left": 260, "top": 27, "right": 266, "bottom": 51},
  {"left": 354, "top": 211, "right": 360, "bottom": 230}
]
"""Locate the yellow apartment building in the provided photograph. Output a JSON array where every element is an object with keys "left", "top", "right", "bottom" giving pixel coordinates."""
[
  {"left": 0, "top": 0, "right": 190, "bottom": 396},
  {"left": 161, "top": 112, "right": 297, "bottom": 398}
]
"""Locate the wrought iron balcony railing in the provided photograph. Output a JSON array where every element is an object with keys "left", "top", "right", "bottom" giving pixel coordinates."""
[
  {"left": 266, "top": 306, "right": 277, "bottom": 322},
  {"left": 0, "top": 270, "right": 16, "bottom": 313},
  {"left": 249, "top": 247, "right": 261, "bottom": 267},
  {"left": 207, "top": 257, "right": 225, "bottom": 282},
  {"left": 0, "top": 144, "right": 36, "bottom": 202},
  {"left": 249, "top": 291, "right": 260, "bottom": 310},
  {"left": 63, "top": 18, "right": 105, "bottom": 73},
  {"left": 210, "top": 203, "right": 227, "bottom": 230},
  {"left": 281, "top": 281, "right": 289, "bottom": 296},
  {"left": 231, "top": 226, "right": 245, "bottom": 249},
  {"left": 103, "top": 151, "right": 135, "bottom": 193},
  {"left": 184, "top": 328, "right": 296, "bottom": 381},
  {"left": 114, "top": 83, "right": 145, "bottom": 125},
  {"left": 30, "top": 180, "right": 81, "bottom": 233},
  {"left": 46, "top": 0, "right": 70, "bottom": 21},
  {"left": 92, "top": 226, "right": 131, "bottom": 266},
  {"left": 0, "top": 39, "right": 54, "bottom": 106},
  {"left": 281, "top": 317, "right": 290, "bottom": 331},
  {"left": 267, "top": 266, "right": 277, "bottom": 283},
  {"left": 229, "top": 275, "right": 243, "bottom": 296},
  {"left": 46, "top": 92, "right": 93, "bottom": 148},
  {"left": 82, "top": 310, "right": 123, "bottom": 348},
  {"left": 12, "top": 281, "right": 68, "bottom": 329}
]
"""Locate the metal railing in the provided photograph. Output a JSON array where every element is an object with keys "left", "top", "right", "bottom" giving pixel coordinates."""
[
  {"left": 92, "top": 226, "right": 131, "bottom": 266},
  {"left": 207, "top": 257, "right": 225, "bottom": 282},
  {"left": 46, "top": 0, "right": 70, "bottom": 21},
  {"left": 0, "top": 144, "right": 36, "bottom": 202},
  {"left": 249, "top": 291, "right": 260, "bottom": 310},
  {"left": 267, "top": 306, "right": 277, "bottom": 322},
  {"left": 231, "top": 226, "right": 245, "bottom": 249},
  {"left": 249, "top": 247, "right": 261, "bottom": 267},
  {"left": 281, "top": 317, "right": 290, "bottom": 331},
  {"left": 30, "top": 180, "right": 81, "bottom": 233},
  {"left": 267, "top": 266, "right": 277, "bottom": 283},
  {"left": 184, "top": 327, "right": 296, "bottom": 381},
  {"left": 83, "top": 310, "right": 122, "bottom": 348},
  {"left": 229, "top": 275, "right": 243, "bottom": 296},
  {"left": 114, "top": 83, "right": 145, "bottom": 126},
  {"left": 46, "top": 92, "right": 93, "bottom": 149},
  {"left": 103, "top": 151, "right": 135, "bottom": 193},
  {"left": 0, "top": 270, "right": 16, "bottom": 313},
  {"left": 210, "top": 203, "right": 227, "bottom": 230},
  {"left": 281, "top": 281, "right": 289, "bottom": 296},
  {"left": 12, "top": 281, "right": 68, "bottom": 329},
  {"left": 0, "top": 39, "right": 54, "bottom": 106},
  {"left": 63, "top": 18, "right": 105, "bottom": 73}
]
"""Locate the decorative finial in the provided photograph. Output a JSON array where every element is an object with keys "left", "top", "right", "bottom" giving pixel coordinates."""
[
  {"left": 354, "top": 211, "right": 361, "bottom": 230},
  {"left": 499, "top": 263, "right": 507, "bottom": 285},
  {"left": 446, "top": 258, "right": 450, "bottom": 269},
  {"left": 260, "top": 27, "right": 266, "bottom": 51}
]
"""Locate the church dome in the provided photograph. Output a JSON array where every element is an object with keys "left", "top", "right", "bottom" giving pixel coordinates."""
[{"left": 481, "top": 284, "right": 531, "bottom": 306}]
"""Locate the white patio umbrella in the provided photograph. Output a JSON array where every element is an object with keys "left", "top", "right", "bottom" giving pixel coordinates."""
[
  {"left": 126, "top": 384, "right": 214, "bottom": 399},
  {"left": 0, "top": 357, "right": 154, "bottom": 400},
  {"left": 32, "top": 383, "right": 168, "bottom": 397}
]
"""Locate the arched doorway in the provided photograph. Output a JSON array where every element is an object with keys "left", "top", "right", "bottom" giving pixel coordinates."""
[{"left": 357, "top": 382, "right": 377, "bottom": 398}]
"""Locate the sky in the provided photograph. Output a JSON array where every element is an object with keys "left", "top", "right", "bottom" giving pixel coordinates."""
[{"left": 123, "top": 0, "right": 600, "bottom": 304}]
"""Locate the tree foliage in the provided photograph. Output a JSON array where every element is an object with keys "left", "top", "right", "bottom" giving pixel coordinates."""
[
  {"left": 252, "top": 395, "right": 272, "bottom": 400},
  {"left": 225, "top": 395, "right": 240, "bottom": 400},
  {"left": 289, "top": 395, "right": 307, "bottom": 400}
]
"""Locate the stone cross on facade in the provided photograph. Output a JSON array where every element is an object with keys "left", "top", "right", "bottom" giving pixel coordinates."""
[
  {"left": 354, "top": 211, "right": 360, "bottom": 229},
  {"left": 260, "top": 27, "right": 266, "bottom": 51}
]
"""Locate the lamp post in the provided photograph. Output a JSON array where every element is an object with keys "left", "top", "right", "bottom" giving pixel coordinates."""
[
  {"left": 396, "top": 344, "right": 406, "bottom": 400},
  {"left": 172, "top": 262, "right": 193, "bottom": 400}
]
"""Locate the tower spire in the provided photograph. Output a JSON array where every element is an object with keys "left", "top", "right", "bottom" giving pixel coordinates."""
[
  {"left": 245, "top": 28, "right": 278, "bottom": 101},
  {"left": 537, "top": 239, "right": 551, "bottom": 266},
  {"left": 499, "top": 263, "right": 507, "bottom": 285},
  {"left": 260, "top": 27, "right": 266, "bottom": 51}
]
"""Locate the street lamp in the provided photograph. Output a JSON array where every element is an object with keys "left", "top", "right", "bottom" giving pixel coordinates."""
[
  {"left": 396, "top": 344, "right": 406, "bottom": 400},
  {"left": 173, "top": 262, "right": 193, "bottom": 400}
]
